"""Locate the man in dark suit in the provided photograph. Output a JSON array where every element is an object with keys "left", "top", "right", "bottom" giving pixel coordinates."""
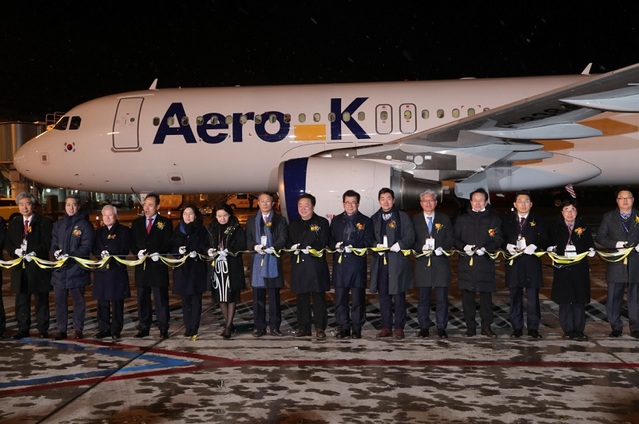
[
  {"left": 329, "top": 189, "right": 374, "bottom": 339},
  {"left": 130, "top": 193, "right": 173, "bottom": 339},
  {"left": 5, "top": 192, "right": 52, "bottom": 339},
  {"left": 502, "top": 191, "right": 548, "bottom": 339},
  {"left": 411, "top": 189, "right": 454, "bottom": 339},
  {"left": 596, "top": 187, "right": 639, "bottom": 338}
]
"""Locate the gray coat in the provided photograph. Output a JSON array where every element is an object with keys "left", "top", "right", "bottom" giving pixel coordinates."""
[
  {"left": 411, "top": 211, "right": 453, "bottom": 288},
  {"left": 596, "top": 208, "right": 639, "bottom": 284},
  {"left": 370, "top": 208, "right": 415, "bottom": 295}
]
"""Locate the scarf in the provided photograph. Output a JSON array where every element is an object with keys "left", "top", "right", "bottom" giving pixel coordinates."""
[{"left": 251, "top": 211, "right": 278, "bottom": 287}]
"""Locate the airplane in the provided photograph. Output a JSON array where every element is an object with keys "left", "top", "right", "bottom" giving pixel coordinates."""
[{"left": 13, "top": 62, "right": 639, "bottom": 221}]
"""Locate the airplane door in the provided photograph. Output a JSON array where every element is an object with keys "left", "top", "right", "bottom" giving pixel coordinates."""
[
  {"left": 113, "top": 98, "right": 143, "bottom": 151},
  {"left": 375, "top": 104, "right": 392, "bottom": 135},
  {"left": 400, "top": 103, "right": 417, "bottom": 134}
]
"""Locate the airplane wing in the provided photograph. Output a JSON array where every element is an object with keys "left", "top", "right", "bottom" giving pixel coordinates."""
[{"left": 325, "top": 62, "right": 639, "bottom": 198}]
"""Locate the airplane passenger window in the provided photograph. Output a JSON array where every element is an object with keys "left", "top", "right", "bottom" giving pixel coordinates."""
[
  {"left": 313, "top": 113, "right": 321, "bottom": 122},
  {"left": 380, "top": 111, "right": 388, "bottom": 121},
  {"left": 69, "top": 116, "right": 81, "bottom": 130},
  {"left": 53, "top": 116, "right": 69, "bottom": 130},
  {"left": 298, "top": 113, "right": 306, "bottom": 123},
  {"left": 328, "top": 113, "right": 336, "bottom": 122},
  {"left": 468, "top": 108, "right": 476, "bottom": 116},
  {"left": 210, "top": 116, "right": 220, "bottom": 125},
  {"left": 437, "top": 109, "right": 445, "bottom": 118},
  {"left": 483, "top": 107, "right": 490, "bottom": 112},
  {"left": 153, "top": 117, "right": 160, "bottom": 126},
  {"left": 284, "top": 114, "right": 291, "bottom": 123},
  {"left": 403, "top": 110, "right": 412, "bottom": 120},
  {"left": 357, "top": 111, "right": 365, "bottom": 121},
  {"left": 181, "top": 116, "right": 189, "bottom": 126},
  {"left": 268, "top": 114, "right": 277, "bottom": 124},
  {"left": 225, "top": 115, "right": 233, "bottom": 125},
  {"left": 452, "top": 108, "right": 460, "bottom": 118},
  {"left": 342, "top": 112, "right": 351, "bottom": 122},
  {"left": 196, "top": 116, "right": 204, "bottom": 125},
  {"left": 255, "top": 114, "right": 262, "bottom": 124},
  {"left": 421, "top": 110, "right": 429, "bottom": 119},
  {"left": 167, "top": 117, "right": 175, "bottom": 126},
  {"left": 239, "top": 115, "right": 248, "bottom": 124}
]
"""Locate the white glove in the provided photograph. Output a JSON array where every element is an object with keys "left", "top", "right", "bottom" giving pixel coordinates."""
[
  {"left": 264, "top": 247, "right": 274, "bottom": 254},
  {"left": 546, "top": 246, "right": 556, "bottom": 252},
  {"left": 301, "top": 246, "right": 311, "bottom": 255},
  {"left": 463, "top": 244, "right": 475, "bottom": 255},
  {"left": 25, "top": 252, "right": 35, "bottom": 262},
  {"left": 616, "top": 241, "right": 627, "bottom": 248},
  {"left": 344, "top": 245, "right": 353, "bottom": 253},
  {"left": 217, "top": 250, "right": 228, "bottom": 261},
  {"left": 100, "top": 250, "right": 110, "bottom": 259},
  {"left": 435, "top": 247, "right": 444, "bottom": 256},
  {"left": 54, "top": 249, "right": 62, "bottom": 260},
  {"left": 207, "top": 248, "right": 216, "bottom": 257},
  {"left": 476, "top": 247, "right": 486, "bottom": 256},
  {"left": 291, "top": 243, "right": 300, "bottom": 255},
  {"left": 137, "top": 249, "right": 146, "bottom": 259},
  {"left": 524, "top": 244, "right": 537, "bottom": 255},
  {"left": 635, "top": 245, "right": 639, "bottom": 253},
  {"left": 254, "top": 244, "right": 265, "bottom": 255},
  {"left": 335, "top": 241, "right": 343, "bottom": 250},
  {"left": 189, "top": 251, "right": 197, "bottom": 258},
  {"left": 588, "top": 248, "right": 596, "bottom": 257},
  {"left": 150, "top": 252, "right": 159, "bottom": 262},
  {"left": 421, "top": 244, "right": 430, "bottom": 252},
  {"left": 178, "top": 246, "right": 186, "bottom": 255},
  {"left": 376, "top": 243, "right": 386, "bottom": 255},
  {"left": 506, "top": 243, "right": 517, "bottom": 255},
  {"left": 20, "top": 241, "right": 27, "bottom": 252},
  {"left": 390, "top": 242, "right": 401, "bottom": 252},
  {"left": 14, "top": 248, "right": 24, "bottom": 258}
]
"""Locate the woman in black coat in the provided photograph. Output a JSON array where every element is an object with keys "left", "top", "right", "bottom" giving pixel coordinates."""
[
  {"left": 171, "top": 205, "right": 209, "bottom": 338},
  {"left": 207, "top": 203, "right": 246, "bottom": 339},
  {"left": 548, "top": 198, "right": 595, "bottom": 341}
]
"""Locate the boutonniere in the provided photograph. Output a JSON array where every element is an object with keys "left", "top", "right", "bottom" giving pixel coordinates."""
[
  {"left": 27, "top": 226, "right": 32, "bottom": 233},
  {"left": 635, "top": 216, "right": 639, "bottom": 226},
  {"left": 529, "top": 220, "right": 536, "bottom": 227},
  {"left": 107, "top": 234, "right": 116, "bottom": 240},
  {"left": 156, "top": 221, "right": 165, "bottom": 230},
  {"left": 310, "top": 224, "right": 320, "bottom": 233},
  {"left": 265, "top": 221, "right": 272, "bottom": 228},
  {"left": 574, "top": 227, "right": 585, "bottom": 237},
  {"left": 72, "top": 227, "right": 82, "bottom": 237},
  {"left": 435, "top": 223, "right": 443, "bottom": 232},
  {"left": 388, "top": 220, "right": 397, "bottom": 229},
  {"left": 488, "top": 228, "right": 497, "bottom": 237},
  {"left": 224, "top": 225, "right": 234, "bottom": 235},
  {"left": 356, "top": 222, "right": 365, "bottom": 231}
]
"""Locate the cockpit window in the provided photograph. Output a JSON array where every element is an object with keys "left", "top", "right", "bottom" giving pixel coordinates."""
[
  {"left": 53, "top": 116, "right": 69, "bottom": 130},
  {"left": 69, "top": 116, "right": 81, "bottom": 130}
]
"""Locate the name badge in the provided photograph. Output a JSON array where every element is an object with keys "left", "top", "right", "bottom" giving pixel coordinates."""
[
  {"left": 261, "top": 236, "right": 267, "bottom": 246},
  {"left": 565, "top": 244, "right": 577, "bottom": 257},
  {"left": 425, "top": 238, "right": 435, "bottom": 250},
  {"left": 517, "top": 236, "right": 527, "bottom": 250}
]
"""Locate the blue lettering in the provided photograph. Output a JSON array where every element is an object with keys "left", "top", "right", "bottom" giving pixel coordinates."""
[
  {"left": 197, "top": 112, "right": 227, "bottom": 144},
  {"left": 255, "top": 111, "right": 288, "bottom": 142},
  {"left": 330, "top": 97, "right": 369, "bottom": 140},
  {"left": 152, "top": 103, "right": 196, "bottom": 144}
]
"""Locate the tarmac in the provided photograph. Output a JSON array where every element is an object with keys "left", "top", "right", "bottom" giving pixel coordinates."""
[{"left": 2, "top": 207, "right": 639, "bottom": 423}]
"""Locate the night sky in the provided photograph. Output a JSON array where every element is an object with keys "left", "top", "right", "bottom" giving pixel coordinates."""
[{"left": 2, "top": 2, "right": 639, "bottom": 121}]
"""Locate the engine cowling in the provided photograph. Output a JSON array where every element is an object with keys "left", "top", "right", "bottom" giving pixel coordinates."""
[{"left": 278, "top": 158, "right": 442, "bottom": 221}]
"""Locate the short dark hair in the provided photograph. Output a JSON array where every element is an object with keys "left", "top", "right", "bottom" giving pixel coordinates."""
[
  {"left": 182, "top": 203, "right": 202, "bottom": 221},
  {"left": 378, "top": 187, "right": 394, "bottom": 200},
  {"left": 342, "top": 189, "right": 360, "bottom": 203},
  {"left": 560, "top": 197, "right": 578, "bottom": 208},
  {"left": 213, "top": 202, "right": 234, "bottom": 217},
  {"left": 470, "top": 188, "right": 488, "bottom": 202},
  {"left": 298, "top": 192, "right": 316, "bottom": 207},
  {"left": 515, "top": 190, "right": 531, "bottom": 200},
  {"left": 258, "top": 192, "right": 276, "bottom": 202},
  {"left": 145, "top": 192, "right": 160, "bottom": 205},
  {"left": 615, "top": 186, "right": 634, "bottom": 198}
]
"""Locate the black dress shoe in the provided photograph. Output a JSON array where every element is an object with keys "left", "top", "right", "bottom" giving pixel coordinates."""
[
  {"left": 39, "top": 332, "right": 49, "bottom": 339},
  {"left": 351, "top": 329, "right": 362, "bottom": 339},
  {"left": 336, "top": 329, "right": 351, "bottom": 339},
  {"left": 160, "top": 331, "right": 169, "bottom": 340},
  {"left": 53, "top": 332, "right": 68, "bottom": 340},
  {"left": 419, "top": 328, "right": 430, "bottom": 338},
  {"left": 74, "top": 330, "right": 84, "bottom": 339},
  {"left": 12, "top": 331, "right": 29, "bottom": 340},
  {"left": 465, "top": 328, "right": 476, "bottom": 337},
  {"left": 223, "top": 326, "right": 232, "bottom": 339},
  {"left": 437, "top": 328, "right": 448, "bottom": 339},
  {"left": 562, "top": 332, "right": 575, "bottom": 339},
  {"left": 316, "top": 330, "right": 326, "bottom": 340},
  {"left": 185, "top": 331, "right": 193, "bottom": 337},
  {"left": 528, "top": 329, "right": 542, "bottom": 339},
  {"left": 511, "top": 329, "right": 522, "bottom": 338},
  {"left": 254, "top": 329, "right": 267, "bottom": 338},
  {"left": 293, "top": 329, "right": 311, "bottom": 337},
  {"left": 481, "top": 328, "right": 496, "bottom": 338},
  {"left": 111, "top": 333, "right": 121, "bottom": 340},
  {"left": 134, "top": 331, "right": 149, "bottom": 338},
  {"left": 270, "top": 329, "right": 284, "bottom": 337},
  {"left": 609, "top": 330, "right": 622, "bottom": 338},
  {"left": 575, "top": 332, "right": 589, "bottom": 341},
  {"left": 94, "top": 331, "right": 111, "bottom": 339}
]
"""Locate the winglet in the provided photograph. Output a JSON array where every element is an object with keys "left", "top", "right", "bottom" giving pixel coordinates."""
[
  {"left": 581, "top": 63, "right": 592, "bottom": 75},
  {"left": 148, "top": 78, "right": 158, "bottom": 90}
]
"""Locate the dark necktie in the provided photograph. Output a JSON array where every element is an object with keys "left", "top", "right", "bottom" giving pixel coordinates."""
[
  {"left": 24, "top": 219, "right": 29, "bottom": 237},
  {"left": 146, "top": 218, "right": 153, "bottom": 234}
]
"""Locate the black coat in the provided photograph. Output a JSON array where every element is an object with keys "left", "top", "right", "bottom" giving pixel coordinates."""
[
  {"left": 172, "top": 220, "right": 209, "bottom": 296},
  {"left": 329, "top": 211, "right": 374, "bottom": 289},
  {"left": 92, "top": 222, "right": 131, "bottom": 301},
  {"left": 549, "top": 217, "right": 593, "bottom": 304},
  {"left": 130, "top": 214, "right": 173, "bottom": 288},
  {"left": 288, "top": 213, "right": 330, "bottom": 294},
  {"left": 51, "top": 212, "right": 94, "bottom": 289},
  {"left": 454, "top": 207, "right": 503, "bottom": 292},
  {"left": 411, "top": 211, "right": 454, "bottom": 288},
  {"left": 596, "top": 208, "right": 639, "bottom": 284},
  {"left": 6, "top": 213, "right": 52, "bottom": 294},
  {"left": 502, "top": 212, "right": 548, "bottom": 288},
  {"left": 207, "top": 216, "right": 246, "bottom": 292}
]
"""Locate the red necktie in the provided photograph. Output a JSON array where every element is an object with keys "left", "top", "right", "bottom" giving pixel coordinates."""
[
  {"left": 146, "top": 218, "right": 153, "bottom": 234},
  {"left": 24, "top": 219, "right": 29, "bottom": 237}
]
